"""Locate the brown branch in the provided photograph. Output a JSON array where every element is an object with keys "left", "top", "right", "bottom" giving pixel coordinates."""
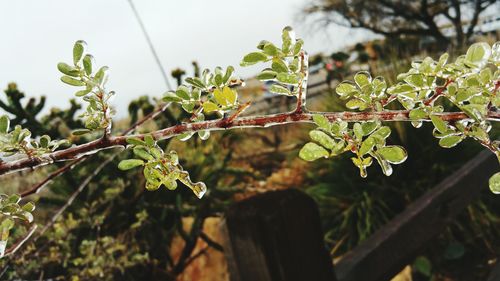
[
  {"left": 19, "top": 102, "right": 172, "bottom": 198},
  {"left": 3, "top": 109, "right": 500, "bottom": 177}
]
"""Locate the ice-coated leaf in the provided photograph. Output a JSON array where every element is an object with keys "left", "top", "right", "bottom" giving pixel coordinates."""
[
  {"left": 439, "top": 135, "right": 463, "bottom": 148},
  {"left": 0, "top": 115, "right": 10, "bottom": 134},
  {"left": 203, "top": 101, "right": 219, "bottom": 113},
  {"left": 118, "top": 159, "right": 144, "bottom": 170},
  {"left": 257, "top": 70, "right": 277, "bottom": 81},
  {"left": 336, "top": 82, "right": 358, "bottom": 98},
  {"left": 83, "top": 54, "right": 93, "bottom": 75},
  {"left": 465, "top": 42, "right": 491, "bottom": 67},
  {"left": 489, "top": 172, "right": 500, "bottom": 194},
  {"left": 359, "top": 137, "right": 375, "bottom": 156},
  {"left": 309, "top": 130, "right": 335, "bottom": 150},
  {"left": 176, "top": 85, "right": 191, "bottom": 100},
  {"left": 430, "top": 115, "right": 447, "bottom": 134},
  {"left": 272, "top": 58, "right": 289, "bottom": 73},
  {"left": 312, "top": 114, "right": 330, "bottom": 130},
  {"left": 377, "top": 146, "right": 408, "bottom": 164},
  {"left": 163, "top": 92, "right": 183, "bottom": 102},
  {"left": 409, "top": 108, "right": 427, "bottom": 120},
  {"left": 276, "top": 73, "right": 300, "bottom": 85},
  {"left": 61, "top": 76, "right": 85, "bottom": 87},
  {"left": 73, "top": 40, "right": 86, "bottom": 65},
  {"left": 269, "top": 84, "right": 291, "bottom": 95},
  {"left": 299, "top": 142, "right": 329, "bottom": 161},
  {"left": 241, "top": 52, "right": 268, "bottom": 66},
  {"left": 57, "top": 62, "right": 80, "bottom": 77}
]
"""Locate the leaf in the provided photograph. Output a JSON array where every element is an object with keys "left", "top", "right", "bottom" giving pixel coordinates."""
[
  {"left": 312, "top": 114, "right": 330, "bottom": 130},
  {"left": 361, "top": 121, "right": 378, "bottom": 135},
  {"left": 198, "top": 130, "right": 210, "bottom": 140},
  {"left": 39, "top": 135, "right": 50, "bottom": 148},
  {"left": 7, "top": 194, "right": 20, "bottom": 204},
  {"left": 404, "top": 74, "right": 424, "bottom": 88},
  {"left": 336, "top": 82, "right": 358, "bottom": 98},
  {"left": 163, "top": 92, "right": 183, "bottom": 102},
  {"left": 178, "top": 132, "right": 194, "bottom": 141},
  {"left": 282, "top": 26, "right": 295, "bottom": 53},
  {"left": 22, "top": 202, "right": 35, "bottom": 213},
  {"left": 94, "top": 66, "right": 109, "bottom": 85},
  {"left": 72, "top": 128, "right": 91, "bottom": 135},
  {"left": 269, "top": 84, "right": 291, "bottom": 95},
  {"left": 489, "top": 172, "right": 500, "bottom": 194},
  {"left": 57, "top": 63, "right": 80, "bottom": 77},
  {"left": 439, "top": 135, "right": 463, "bottom": 148},
  {"left": 73, "top": 40, "right": 86, "bottom": 65},
  {"left": 430, "top": 115, "right": 447, "bottom": 134},
  {"left": 262, "top": 43, "right": 279, "bottom": 56},
  {"left": 0, "top": 115, "right": 9, "bottom": 134},
  {"left": 359, "top": 137, "right": 375, "bottom": 155},
  {"left": 299, "top": 142, "right": 329, "bottom": 161},
  {"left": 309, "top": 130, "right": 335, "bottom": 150},
  {"left": 443, "top": 242, "right": 465, "bottom": 260},
  {"left": 126, "top": 137, "right": 146, "bottom": 146},
  {"left": 414, "top": 256, "right": 432, "bottom": 277},
  {"left": 354, "top": 72, "right": 371, "bottom": 88},
  {"left": 465, "top": 42, "right": 491, "bottom": 67},
  {"left": 203, "top": 101, "right": 219, "bottom": 113},
  {"left": 118, "top": 159, "right": 144, "bottom": 170},
  {"left": 176, "top": 85, "right": 190, "bottom": 100},
  {"left": 293, "top": 39, "right": 304, "bottom": 55},
  {"left": 353, "top": 123, "right": 363, "bottom": 140},
  {"left": 133, "top": 147, "right": 154, "bottom": 161},
  {"left": 144, "top": 135, "right": 155, "bottom": 146},
  {"left": 272, "top": 58, "right": 289, "bottom": 73},
  {"left": 83, "top": 54, "right": 93, "bottom": 75},
  {"left": 214, "top": 86, "right": 237, "bottom": 106},
  {"left": 222, "top": 66, "right": 234, "bottom": 84},
  {"left": 185, "top": 77, "right": 205, "bottom": 89},
  {"left": 240, "top": 52, "right": 268, "bottom": 66},
  {"left": 346, "top": 99, "right": 366, "bottom": 110},
  {"left": 377, "top": 146, "right": 407, "bottom": 164},
  {"left": 276, "top": 73, "right": 299, "bottom": 85},
  {"left": 256, "top": 70, "right": 277, "bottom": 81},
  {"left": 409, "top": 108, "right": 427, "bottom": 120}
]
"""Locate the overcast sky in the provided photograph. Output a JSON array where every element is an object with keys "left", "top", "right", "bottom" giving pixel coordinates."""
[{"left": 0, "top": 0, "right": 375, "bottom": 116}]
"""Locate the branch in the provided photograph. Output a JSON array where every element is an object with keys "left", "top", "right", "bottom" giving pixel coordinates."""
[
  {"left": 3, "top": 109, "right": 500, "bottom": 176},
  {"left": 19, "top": 102, "right": 172, "bottom": 198}
]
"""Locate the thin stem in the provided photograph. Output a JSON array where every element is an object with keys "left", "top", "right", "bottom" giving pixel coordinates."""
[
  {"left": 19, "top": 102, "right": 171, "bottom": 198},
  {"left": 2, "top": 109, "right": 500, "bottom": 176}
]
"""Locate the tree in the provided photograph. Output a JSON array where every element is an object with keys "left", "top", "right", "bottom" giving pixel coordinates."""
[
  {"left": 0, "top": 27, "right": 499, "bottom": 267},
  {"left": 303, "top": 0, "right": 498, "bottom": 48}
]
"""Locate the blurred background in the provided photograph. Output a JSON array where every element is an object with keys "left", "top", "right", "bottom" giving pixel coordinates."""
[{"left": 0, "top": 0, "right": 499, "bottom": 280}]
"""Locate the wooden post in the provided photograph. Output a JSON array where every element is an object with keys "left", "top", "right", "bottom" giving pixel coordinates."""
[{"left": 221, "top": 189, "right": 336, "bottom": 281}]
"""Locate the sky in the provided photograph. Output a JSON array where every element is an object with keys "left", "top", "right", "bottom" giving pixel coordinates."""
[{"left": 0, "top": 0, "right": 375, "bottom": 116}]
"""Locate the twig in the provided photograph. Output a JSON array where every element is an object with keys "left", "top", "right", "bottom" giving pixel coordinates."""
[
  {"left": 20, "top": 102, "right": 172, "bottom": 198},
  {"left": 3, "top": 109, "right": 500, "bottom": 176}
]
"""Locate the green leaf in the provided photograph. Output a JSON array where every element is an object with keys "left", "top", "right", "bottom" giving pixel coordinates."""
[
  {"left": 346, "top": 98, "right": 366, "bottom": 110},
  {"left": 39, "top": 135, "right": 50, "bottom": 148},
  {"left": 203, "top": 101, "right": 219, "bottom": 113},
  {"left": 354, "top": 72, "right": 371, "bottom": 88},
  {"left": 72, "top": 128, "right": 91, "bottom": 135},
  {"left": 489, "top": 172, "right": 500, "bottom": 194},
  {"left": 336, "top": 82, "right": 358, "bottom": 98},
  {"left": 0, "top": 115, "right": 10, "bottom": 134},
  {"left": 126, "top": 137, "right": 146, "bottom": 146},
  {"left": 262, "top": 43, "right": 279, "bottom": 56},
  {"left": 22, "top": 202, "right": 35, "bottom": 213},
  {"left": 312, "top": 114, "right": 330, "bottom": 130},
  {"left": 409, "top": 108, "right": 427, "bottom": 120},
  {"left": 309, "top": 130, "right": 335, "bottom": 150},
  {"left": 414, "top": 256, "right": 432, "bottom": 277},
  {"left": 240, "top": 52, "right": 268, "bottom": 66},
  {"left": 144, "top": 135, "right": 155, "bottom": 146},
  {"left": 176, "top": 85, "right": 190, "bottom": 100},
  {"left": 293, "top": 39, "right": 303, "bottom": 55},
  {"left": 299, "top": 142, "right": 329, "bottom": 161},
  {"left": 118, "top": 159, "right": 144, "bottom": 170},
  {"left": 276, "top": 73, "right": 299, "bottom": 85},
  {"left": 185, "top": 77, "right": 206, "bottom": 89},
  {"left": 404, "top": 74, "right": 424, "bottom": 88},
  {"left": 222, "top": 66, "right": 234, "bottom": 84},
  {"left": 133, "top": 147, "right": 154, "bottom": 161},
  {"left": 361, "top": 121, "right": 378, "bottom": 135},
  {"left": 269, "top": 84, "right": 291, "bottom": 95},
  {"left": 163, "top": 92, "right": 183, "bottom": 102},
  {"left": 272, "top": 58, "right": 288, "bottom": 73},
  {"left": 377, "top": 146, "right": 407, "bottom": 164},
  {"left": 353, "top": 123, "right": 363, "bottom": 140},
  {"left": 465, "top": 42, "right": 491, "bottom": 66},
  {"left": 83, "top": 54, "right": 93, "bottom": 75},
  {"left": 430, "top": 115, "right": 447, "bottom": 134},
  {"left": 359, "top": 137, "right": 375, "bottom": 155},
  {"left": 439, "top": 135, "right": 463, "bottom": 148},
  {"left": 281, "top": 26, "right": 295, "bottom": 53},
  {"left": 256, "top": 70, "right": 277, "bottom": 81},
  {"left": 75, "top": 89, "right": 91, "bottom": 97},
  {"left": 73, "top": 40, "right": 86, "bottom": 65},
  {"left": 214, "top": 86, "right": 237, "bottom": 106},
  {"left": 57, "top": 63, "right": 80, "bottom": 77}
]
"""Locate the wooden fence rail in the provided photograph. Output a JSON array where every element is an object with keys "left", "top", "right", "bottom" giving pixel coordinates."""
[{"left": 221, "top": 150, "right": 499, "bottom": 281}]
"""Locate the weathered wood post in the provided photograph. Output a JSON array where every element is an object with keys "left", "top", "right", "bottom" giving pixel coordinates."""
[{"left": 221, "top": 189, "right": 336, "bottom": 281}]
